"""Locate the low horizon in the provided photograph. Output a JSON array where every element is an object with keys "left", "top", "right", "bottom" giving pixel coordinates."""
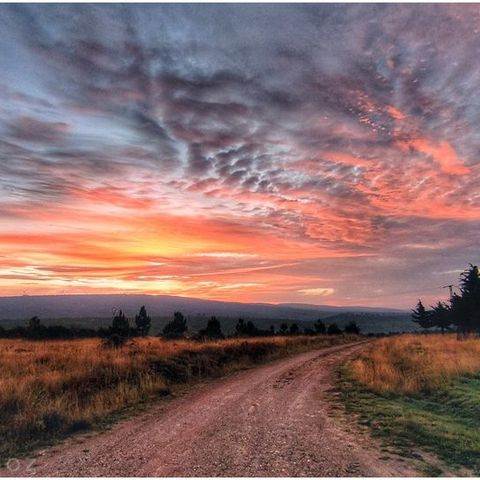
[{"left": 1, "top": 4, "right": 479, "bottom": 309}]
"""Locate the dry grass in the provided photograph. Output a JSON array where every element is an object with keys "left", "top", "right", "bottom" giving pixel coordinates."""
[
  {"left": 0, "top": 334, "right": 354, "bottom": 461},
  {"left": 350, "top": 334, "right": 480, "bottom": 394}
]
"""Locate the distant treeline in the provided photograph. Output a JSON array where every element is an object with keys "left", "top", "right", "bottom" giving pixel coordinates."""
[
  {"left": 0, "top": 305, "right": 361, "bottom": 344},
  {"left": 412, "top": 263, "right": 480, "bottom": 337}
]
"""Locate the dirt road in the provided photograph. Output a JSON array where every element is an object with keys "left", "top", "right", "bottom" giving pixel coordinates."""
[{"left": 4, "top": 342, "right": 418, "bottom": 477}]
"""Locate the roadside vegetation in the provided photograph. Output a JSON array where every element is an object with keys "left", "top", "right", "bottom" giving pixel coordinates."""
[
  {"left": 0, "top": 333, "right": 358, "bottom": 464},
  {"left": 341, "top": 263, "right": 480, "bottom": 474}
]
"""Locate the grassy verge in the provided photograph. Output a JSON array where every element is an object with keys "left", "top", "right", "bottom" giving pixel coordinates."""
[
  {"left": 0, "top": 334, "right": 355, "bottom": 463},
  {"left": 340, "top": 334, "right": 480, "bottom": 474}
]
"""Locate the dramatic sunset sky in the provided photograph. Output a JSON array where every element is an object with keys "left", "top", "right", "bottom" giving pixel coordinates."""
[{"left": 0, "top": 4, "right": 479, "bottom": 308}]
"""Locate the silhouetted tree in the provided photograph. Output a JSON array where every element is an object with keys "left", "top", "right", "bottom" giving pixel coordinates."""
[
  {"left": 28, "top": 316, "right": 41, "bottom": 330},
  {"left": 199, "top": 316, "right": 224, "bottom": 340},
  {"left": 411, "top": 300, "right": 434, "bottom": 330},
  {"left": 314, "top": 319, "right": 326, "bottom": 334},
  {"left": 245, "top": 320, "right": 258, "bottom": 336},
  {"left": 270, "top": 325, "right": 275, "bottom": 335},
  {"left": 289, "top": 323, "right": 300, "bottom": 335},
  {"left": 135, "top": 305, "right": 151, "bottom": 336},
  {"left": 112, "top": 309, "right": 130, "bottom": 336},
  {"left": 327, "top": 323, "right": 342, "bottom": 335},
  {"left": 25, "top": 316, "right": 47, "bottom": 339},
  {"left": 344, "top": 320, "right": 361, "bottom": 335},
  {"left": 451, "top": 264, "right": 480, "bottom": 337},
  {"left": 102, "top": 309, "right": 131, "bottom": 348},
  {"left": 235, "top": 318, "right": 247, "bottom": 336},
  {"left": 430, "top": 301, "right": 452, "bottom": 334},
  {"left": 279, "top": 323, "right": 288, "bottom": 335},
  {"left": 162, "top": 311, "right": 187, "bottom": 339}
]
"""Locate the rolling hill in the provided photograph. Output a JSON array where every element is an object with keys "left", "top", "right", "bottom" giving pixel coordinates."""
[{"left": 0, "top": 294, "right": 415, "bottom": 334}]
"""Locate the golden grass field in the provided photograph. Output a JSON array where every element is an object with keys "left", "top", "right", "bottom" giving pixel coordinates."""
[
  {"left": 343, "top": 334, "right": 480, "bottom": 474},
  {"left": 0, "top": 334, "right": 354, "bottom": 462},
  {"left": 350, "top": 334, "right": 480, "bottom": 394}
]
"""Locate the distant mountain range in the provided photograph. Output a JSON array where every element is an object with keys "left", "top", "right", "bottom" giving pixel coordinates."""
[{"left": 0, "top": 294, "right": 416, "bottom": 334}]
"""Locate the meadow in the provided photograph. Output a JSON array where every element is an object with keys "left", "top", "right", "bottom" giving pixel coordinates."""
[
  {"left": 0, "top": 334, "right": 354, "bottom": 463},
  {"left": 342, "top": 334, "right": 480, "bottom": 474}
]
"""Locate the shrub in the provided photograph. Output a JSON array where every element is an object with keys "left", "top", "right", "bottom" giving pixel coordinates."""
[
  {"left": 344, "top": 320, "right": 360, "bottom": 335},
  {"left": 327, "top": 323, "right": 343, "bottom": 335}
]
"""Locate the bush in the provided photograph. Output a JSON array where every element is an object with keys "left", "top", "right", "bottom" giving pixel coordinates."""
[
  {"left": 327, "top": 323, "right": 343, "bottom": 335},
  {"left": 344, "top": 320, "right": 360, "bottom": 335},
  {"left": 314, "top": 319, "right": 326, "bottom": 334}
]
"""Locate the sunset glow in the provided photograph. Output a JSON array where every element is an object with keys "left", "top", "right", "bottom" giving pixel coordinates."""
[{"left": 1, "top": 4, "right": 479, "bottom": 307}]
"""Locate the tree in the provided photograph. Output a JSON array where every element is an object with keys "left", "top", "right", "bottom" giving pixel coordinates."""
[
  {"left": 26, "top": 316, "right": 46, "bottom": 339},
  {"left": 279, "top": 323, "right": 288, "bottom": 335},
  {"left": 101, "top": 309, "right": 130, "bottom": 348},
  {"left": 327, "top": 323, "right": 342, "bottom": 335},
  {"left": 28, "top": 316, "right": 41, "bottom": 330},
  {"left": 344, "top": 320, "right": 360, "bottom": 335},
  {"left": 289, "top": 323, "right": 300, "bottom": 335},
  {"left": 314, "top": 319, "right": 326, "bottom": 334},
  {"left": 199, "top": 316, "right": 224, "bottom": 340},
  {"left": 135, "top": 306, "right": 151, "bottom": 336},
  {"left": 430, "top": 301, "right": 452, "bottom": 334},
  {"left": 112, "top": 309, "right": 130, "bottom": 336},
  {"left": 162, "top": 311, "right": 187, "bottom": 339},
  {"left": 411, "top": 300, "right": 434, "bottom": 330},
  {"left": 235, "top": 318, "right": 247, "bottom": 336},
  {"left": 451, "top": 264, "right": 480, "bottom": 337},
  {"left": 245, "top": 320, "right": 259, "bottom": 336},
  {"left": 235, "top": 318, "right": 261, "bottom": 337}
]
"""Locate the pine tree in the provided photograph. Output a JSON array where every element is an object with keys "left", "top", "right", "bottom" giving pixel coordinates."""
[
  {"left": 135, "top": 306, "right": 151, "bottom": 336},
  {"left": 451, "top": 264, "right": 480, "bottom": 336},
  {"left": 102, "top": 309, "right": 130, "bottom": 348},
  {"left": 28, "top": 316, "right": 41, "bottom": 330},
  {"left": 235, "top": 318, "right": 247, "bottom": 336},
  {"left": 430, "top": 301, "right": 452, "bottom": 334},
  {"left": 112, "top": 309, "right": 130, "bottom": 335},
  {"left": 314, "top": 319, "right": 326, "bottom": 334},
  {"left": 199, "top": 316, "right": 224, "bottom": 340},
  {"left": 411, "top": 300, "right": 433, "bottom": 330},
  {"left": 289, "top": 323, "right": 299, "bottom": 335},
  {"left": 344, "top": 320, "right": 360, "bottom": 335},
  {"left": 162, "top": 311, "right": 187, "bottom": 339}
]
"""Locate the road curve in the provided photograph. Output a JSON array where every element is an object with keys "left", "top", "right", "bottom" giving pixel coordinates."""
[{"left": 4, "top": 342, "right": 418, "bottom": 477}]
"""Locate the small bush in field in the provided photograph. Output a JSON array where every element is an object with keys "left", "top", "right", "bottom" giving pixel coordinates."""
[
  {"left": 327, "top": 323, "right": 343, "bottom": 335},
  {"left": 344, "top": 321, "right": 360, "bottom": 335}
]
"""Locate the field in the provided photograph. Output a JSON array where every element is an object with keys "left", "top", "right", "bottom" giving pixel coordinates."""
[
  {"left": 0, "top": 334, "right": 354, "bottom": 463},
  {"left": 341, "top": 334, "right": 480, "bottom": 474}
]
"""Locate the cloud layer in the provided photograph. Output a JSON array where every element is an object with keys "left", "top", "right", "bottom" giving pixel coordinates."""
[{"left": 0, "top": 4, "right": 479, "bottom": 307}]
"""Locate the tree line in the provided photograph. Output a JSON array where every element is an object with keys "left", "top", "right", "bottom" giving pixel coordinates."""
[
  {"left": 0, "top": 305, "right": 361, "bottom": 345},
  {"left": 412, "top": 264, "right": 480, "bottom": 337}
]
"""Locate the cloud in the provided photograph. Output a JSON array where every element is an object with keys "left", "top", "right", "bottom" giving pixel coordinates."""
[
  {"left": 0, "top": 4, "right": 479, "bottom": 306},
  {"left": 298, "top": 287, "right": 335, "bottom": 296},
  {"left": 8, "top": 116, "right": 70, "bottom": 144}
]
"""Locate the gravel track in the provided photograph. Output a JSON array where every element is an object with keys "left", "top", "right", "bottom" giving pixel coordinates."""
[{"left": 3, "top": 341, "right": 418, "bottom": 477}]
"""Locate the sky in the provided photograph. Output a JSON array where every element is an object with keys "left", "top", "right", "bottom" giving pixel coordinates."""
[{"left": 0, "top": 4, "right": 479, "bottom": 308}]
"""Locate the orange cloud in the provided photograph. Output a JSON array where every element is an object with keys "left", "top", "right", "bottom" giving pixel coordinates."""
[
  {"left": 386, "top": 105, "right": 406, "bottom": 121},
  {"left": 400, "top": 138, "right": 470, "bottom": 176}
]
